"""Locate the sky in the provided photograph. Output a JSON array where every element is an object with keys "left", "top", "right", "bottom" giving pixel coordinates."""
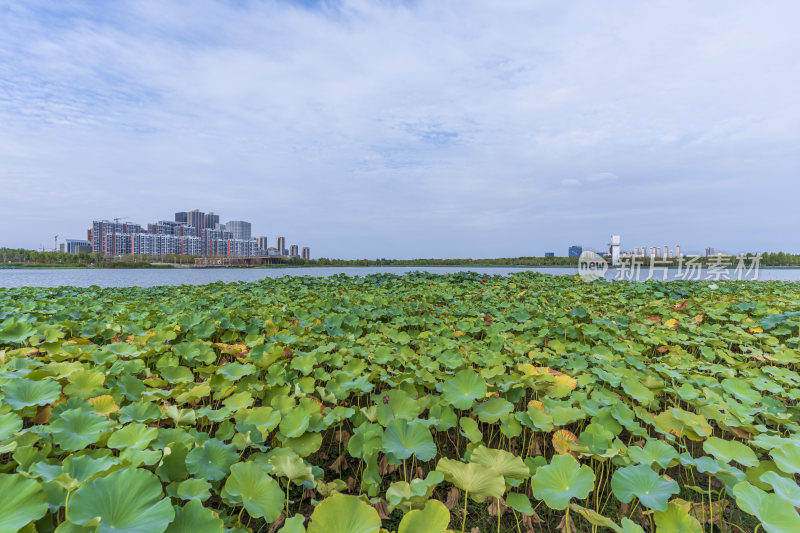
[{"left": 1, "top": 1, "right": 798, "bottom": 258}]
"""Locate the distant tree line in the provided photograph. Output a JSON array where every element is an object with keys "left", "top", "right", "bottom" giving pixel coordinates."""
[{"left": 2, "top": 248, "right": 799, "bottom": 268}]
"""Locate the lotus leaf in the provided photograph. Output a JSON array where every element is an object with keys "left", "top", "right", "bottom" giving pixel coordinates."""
[
  {"left": 653, "top": 500, "right": 702, "bottom": 533},
  {"left": 532, "top": 454, "right": 595, "bottom": 510},
  {"left": 611, "top": 464, "right": 679, "bottom": 511},
  {"left": 0, "top": 474, "right": 48, "bottom": 532},
  {"left": 221, "top": 461, "right": 283, "bottom": 521},
  {"left": 164, "top": 500, "right": 224, "bottom": 533},
  {"left": 627, "top": 440, "right": 678, "bottom": 469},
  {"left": 185, "top": 438, "right": 239, "bottom": 481},
  {"left": 441, "top": 369, "right": 487, "bottom": 410},
  {"left": 734, "top": 481, "right": 800, "bottom": 533},
  {"left": 108, "top": 423, "right": 158, "bottom": 450},
  {"left": 49, "top": 408, "right": 111, "bottom": 451},
  {"left": 397, "top": 500, "right": 450, "bottom": 533},
  {"left": 436, "top": 458, "right": 505, "bottom": 502},
  {"left": 68, "top": 468, "right": 175, "bottom": 533},
  {"left": 382, "top": 419, "right": 436, "bottom": 462},
  {"left": 703, "top": 436, "right": 759, "bottom": 467},
  {"left": 306, "top": 493, "right": 381, "bottom": 533},
  {"left": 3, "top": 378, "right": 61, "bottom": 410},
  {"left": 770, "top": 442, "right": 800, "bottom": 474},
  {"left": 469, "top": 445, "right": 530, "bottom": 487}
]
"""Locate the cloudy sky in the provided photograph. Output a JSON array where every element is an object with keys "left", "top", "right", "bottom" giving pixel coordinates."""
[{"left": 1, "top": 1, "right": 798, "bottom": 258}]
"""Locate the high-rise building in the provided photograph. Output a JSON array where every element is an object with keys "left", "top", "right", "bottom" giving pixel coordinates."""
[
  {"left": 301, "top": 247, "right": 310, "bottom": 260},
  {"left": 226, "top": 221, "right": 252, "bottom": 241},
  {"left": 705, "top": 247, "right": 716, "bottom": 256},
  {"left": 675, "top": 244, "right": 681, "bottom": 258},
  {"left": 568, "top": 245, "right": 582, "bottom": 258},
  {"left": 257, "top": 236, "right": 268, "bottom": 251},
  {"left": 663, "top": 245, "right": 668, "bottom": 259},
  {"left": 175, "top": 212, "right": 188, "bottom": 223},
  {"left": 290, "top": 244, "right": 299, "bottom": 257},
  {"left": 187, "top": 210, "right": 205, "bottom": 234},
  {"left": 276, "top": 236, "right": 286, "bottom": 255},
  {"left": 204, "top": 212, "right": 219, "bottom": 229},
  {"left": 544, "top": 252, "right": 555, "bottom": 257}
]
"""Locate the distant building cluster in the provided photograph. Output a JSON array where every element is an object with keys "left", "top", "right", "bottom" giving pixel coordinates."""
[{"left": 63, "top": 209, "right": 310, "bottom": 259}]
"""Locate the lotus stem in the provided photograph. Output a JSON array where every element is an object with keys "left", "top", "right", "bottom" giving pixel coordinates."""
[
  {"left": 461, "top": 490, "right": 469, "bottom": 533},
  {"left": 496, "top": 497, "right": 501, "bottom": 533}
]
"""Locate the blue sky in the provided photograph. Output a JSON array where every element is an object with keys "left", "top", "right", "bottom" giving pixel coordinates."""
[{"left": 1, "top": 1, "right": 798, "bottom": 258}]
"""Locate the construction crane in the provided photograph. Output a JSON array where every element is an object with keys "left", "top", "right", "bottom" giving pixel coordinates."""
[{"left": 54, "top": 234, "right": 59, "bottom": 252}]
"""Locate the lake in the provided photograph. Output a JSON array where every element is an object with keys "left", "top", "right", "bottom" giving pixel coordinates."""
[{"left": 1, "top": 266, "right": 799, "bottom": 288}]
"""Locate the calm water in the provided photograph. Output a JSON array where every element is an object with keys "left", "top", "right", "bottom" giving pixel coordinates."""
[{"left": 1, "top": 266, "right": 799, "bottom": 288}]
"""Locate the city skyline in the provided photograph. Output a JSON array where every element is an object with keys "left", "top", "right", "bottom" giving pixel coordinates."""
[{"left": 1, "top": 2, "right": 799, "bottom": 257}]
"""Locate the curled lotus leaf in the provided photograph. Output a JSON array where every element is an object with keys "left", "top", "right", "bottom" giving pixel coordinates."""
[
  {"left": 221, "top": 461, "right": 283, "bottom": 521},
  {"left": 435, "top": 458, "right": 505, "bottom": 503},
  {"left": 770, "top": 442, "right": 800, "bottom": 474},
  {"left": 107, "top": 423, "right": 159, "bottom": 450},
  {"left": 628, "top": 440, "right": 678, "bottom": 469},
  {"left": 703, "top": 437, "right": 759, "bottom": 468},
  {"left": 760, "top": 471, "right": 800, "bottom": 507},
  {"left": 653, "top": 499, "right": 702, "bottom": 533},
  {"left": 68, "top": 468, "right": 175, "bottom": 533},
  {"left": 164, "top": 500, "right": 223, "bottom": 533},
  {"left": 0, "top": 412, "right": 23, "bottom": 440},
  {"left": 469, "top": 445, "right": 530, "bottom": 486},
  {"left": 306, "top": 493, "right": 381, "bottom": 533},
  {"left": 269, "top": 452, "right": 315, "bottom": 484},
  {"left": 734, "top": 481, "right": 800, "bottom": 533},
  {"left": 0, "top": 474, "right": 48, "bottom": 532},
  {"left": 279, "top": 408, "right": 311, "bottom": 439},
  {"left": 397, "top": 499, "right": 450, "bottom": 533}
]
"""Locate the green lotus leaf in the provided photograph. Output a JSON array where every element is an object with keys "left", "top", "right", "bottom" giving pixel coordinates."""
[
  {"left": 435, "top": 458, "right": 505, "bottom": 502},
  {"left": 278, "top": 515, "right": 306, "bottom": 533},
  {"left": 627, "top": 440, "right": 678, "bottom": 469},
  {"left": 469, "top": 445, "right": 530, "bottom": 487},
  {"left": 279, "top": 408, "right": 311, "bottom": 438},
  {"left": 222, "top": 391, "right": 254, "bottom": 411},
  {"left": 348, "top": 423, "right": 383, "bottom": 459},
  {"left": 621, "top": 518, "right": 645, "bottom": 533},
  {"left": 216, "top": 363, "right": 257, "bottom": 381},
  {"left": 63, "top": 369, "right": 106, "bottom": 399},
  {"left": 653, "top": 500, "right": 702, "bottom": 533},
  {"left": 161, "top": 366, "right": 194, "bottom": 384},
  {"left": 118, "top": 401, "right": 162, "bottom": 424},
  {"left": 570, "top": 503, "right": 625, "bottom": 532},
  {"left": 62, "top": 454, "right": 117, "bottom": 483},
  {"left": 397, "top": 499, "right": 450, "bottom": 533},
  {"left": 382, "top": 419, "right": 436, "bottom": 462},
  {"left": 221, "top": 461, "right": 284, "bottom": 522},
  {"left": 283, "top": 432, "right": 323, "bottom": 457},
  {"left": 734, "top": 481, "right": 800, "bottom": 533},
  {"left": 532, "top": 454, "right": 595, "bottom": 510},
  {"left": 703, "top": 437, "right": 759, "bottom": 467},
  {"left": 578, "top": 423, "right": 614, "bottom": 455},
  {"left": 173, "top": 342, "right": 216, "bottom": 366},
  {"left": 2, "top": 378, "right": 61, "bottom": 410},
  {"left": 386, "top": 471, "right": 444, "bottom": 513},
  {"left": 164, "top": 500, "right": 223, "bottom": 533},
  {"left": 185, "top": 438, "right": 238, "bottom": 481},
  {"left": 375, "top": 389, "right": 425, "bottom": 425},
  {"left": 0, "top": 474, "right": 48, "bottom": 532},
  {"left": 472, "top": 397, "right": 513, "bottom": 423},
  {"left": 306, "top": 493, "right": 381, "bottom": 533},
  {"left": 441, "top": 369, "right": 487, "bottom": 410},
  {"left": 770, "top": 442, "right": 800, "bottom": 474},
  {"left": 49, "top": 408, "right": 111, "bottom": 451},
  {"left": 459, "top": 417, "right": 483, "bottom": 443},
  {"left": 760, "top": 471, "right": 800, "bottom": 507},
  {"left": 506, "top": 492, "right": 535, "bottom": 515},
  {"left": 174, "top": 478, "right": 212, "bottom": 501},
  {"left": 0, "top": 411, "right": 23, "bottom": 440},
  {"left": 69, "top": 468, "right": 175, "bottom": 533},
  {"left": 0, "top": 320, "right": 36, "bottom": 345},
  {"left": 157, "top": 442, "right": 190, "bottom": 482},
  {"left": 611, "top": 464, "right": 678, "bottom": 511},
  {"left": 108, "top": 423, "right": 159, "bottom": 450},
  {"left": 269, "top": 452, "right": 314, "bottom": 484}
]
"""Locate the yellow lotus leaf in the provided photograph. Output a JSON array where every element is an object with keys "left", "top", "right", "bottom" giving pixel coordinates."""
[
  {"left": 453, "top": 330, "right": 466, "bottom": 337},
  {"left": 663, "top": 318, "right": 679, "bottom": 330},
  {"left": 691, "top": 315, "right": 704, "bottom": 325},
  {"left": 173, "top": 325, "right": 181, "bottom": 331},
  {"left": 743, "top": 318, "right": 754, "bottom": 323},
  {"left": 88, "top": 395, "right": 120, "bottom": 416},
  {"left": 552, "top": 429, "right": 579, "bottom": 455},
  {"left": 527, "top": 400, "right": 547, "bottom": 413},
  {"left": 749, "top": 326, "right": 763, "bottom": 334},
  {"left": 551, "top": 373, "right": 577, "bottom": 390},
  {"left": 517, "top": 364, "right": 541, "bottom": 376},
  {"left": 517, "top": 290, "right": 527, "bottom": 297}
]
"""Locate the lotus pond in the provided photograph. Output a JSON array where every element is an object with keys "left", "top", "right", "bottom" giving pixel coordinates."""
[{"left": 1, "top": 272, "right": 800, "bottom": 533}]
